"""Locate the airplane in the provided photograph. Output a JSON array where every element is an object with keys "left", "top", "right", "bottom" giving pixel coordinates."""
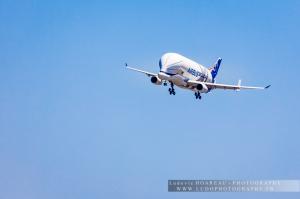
[{"left": 126, "top": 52, "right": 270, "bottom": 100}]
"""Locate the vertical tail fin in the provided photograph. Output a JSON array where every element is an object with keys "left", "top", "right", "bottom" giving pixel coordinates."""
[{"left": 209, "top": 58, "right": 222, "bottom": 80}]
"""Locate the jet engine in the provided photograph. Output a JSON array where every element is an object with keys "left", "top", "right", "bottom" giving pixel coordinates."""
[
  {"left": 196, "top": 83, "right": 209, "bottom": 93},
  {"left": 150, "top": 76, "right": 162, "bottom": 85}
]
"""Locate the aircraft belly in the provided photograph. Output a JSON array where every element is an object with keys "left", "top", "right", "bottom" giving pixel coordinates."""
[{"left": 170, "top": 74, "right": 188, "bottom": 87}]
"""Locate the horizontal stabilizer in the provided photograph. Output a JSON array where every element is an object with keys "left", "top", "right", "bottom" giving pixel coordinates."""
[{"left": 265, "top": 85, "right": 271, "bottom": 89}]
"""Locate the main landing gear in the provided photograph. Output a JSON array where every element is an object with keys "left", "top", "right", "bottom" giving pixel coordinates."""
[
  {"left": 168, "top": 82, "right": 176, "bottom": 95},
  {"left": 195, "top": 91, "right": 201, "bottom": 100}
]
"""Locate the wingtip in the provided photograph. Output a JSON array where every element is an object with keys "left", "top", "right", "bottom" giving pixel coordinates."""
[
  {"left": 125, "top": 62, "right": 128, "bottom": 67},
  {"left": 265, "top": 85, "right": 271, "bottom": 89}
]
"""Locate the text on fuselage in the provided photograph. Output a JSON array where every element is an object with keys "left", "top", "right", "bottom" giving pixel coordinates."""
[{"left": 187, "top": 68, "right": 207, "bottom": 79}]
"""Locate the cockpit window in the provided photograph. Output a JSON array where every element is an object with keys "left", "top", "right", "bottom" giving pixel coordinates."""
[{"left": 159, "top": 59, "right": 162, "bottom": 69}]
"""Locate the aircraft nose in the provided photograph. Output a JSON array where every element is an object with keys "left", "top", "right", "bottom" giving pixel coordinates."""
[{"left": 159, "top": 54, "right": 169, "bottom": 69}]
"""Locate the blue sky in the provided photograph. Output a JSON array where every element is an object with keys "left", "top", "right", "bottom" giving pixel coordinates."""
[{"left": 0, "top": 0, "right": 299, "bottom": 198}]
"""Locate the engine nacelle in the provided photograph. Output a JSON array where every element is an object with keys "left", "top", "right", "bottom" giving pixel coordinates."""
[
  {"left": 196, "top": 83, "right": 209, "bottom": 93},
  {"left": 150, "top": 76, "right": 162, "bottom": 85}
]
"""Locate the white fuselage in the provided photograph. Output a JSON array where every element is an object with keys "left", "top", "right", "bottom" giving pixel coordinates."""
[{"left": 157, "top": 53, "right": 213, "bottom": 91}]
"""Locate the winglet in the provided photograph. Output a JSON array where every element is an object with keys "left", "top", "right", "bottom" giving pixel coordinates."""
[
  {"left": 125, "top": 63, "right": 128, "bottom": 67},
  {"left": 236, "top": 79, "right": 242, "bottom": 91},
  {"left": 237, "top": 79, "right": 242, "bottom": 87},
  {"left": 265, "top": 85, "right": 271, "bottom": 89}
]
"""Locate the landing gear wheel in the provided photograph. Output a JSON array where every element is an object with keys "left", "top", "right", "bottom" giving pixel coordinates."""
[
  {"left": 195, "top": 92, "right": 201, "bottom": 100},
  {"left": 169, "top": 90, "right": 175, "bottom": 95},
  {"left": 168, "top": 82, "right": 175, "bottom": 96}
]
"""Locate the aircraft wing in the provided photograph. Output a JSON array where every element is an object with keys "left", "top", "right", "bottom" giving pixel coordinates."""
[
  {"left": 187, "top": 80, "right": 270, "bottom": 90},
  {"left": 126, "top": 64, "right": 157, "bottom": 77}
]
